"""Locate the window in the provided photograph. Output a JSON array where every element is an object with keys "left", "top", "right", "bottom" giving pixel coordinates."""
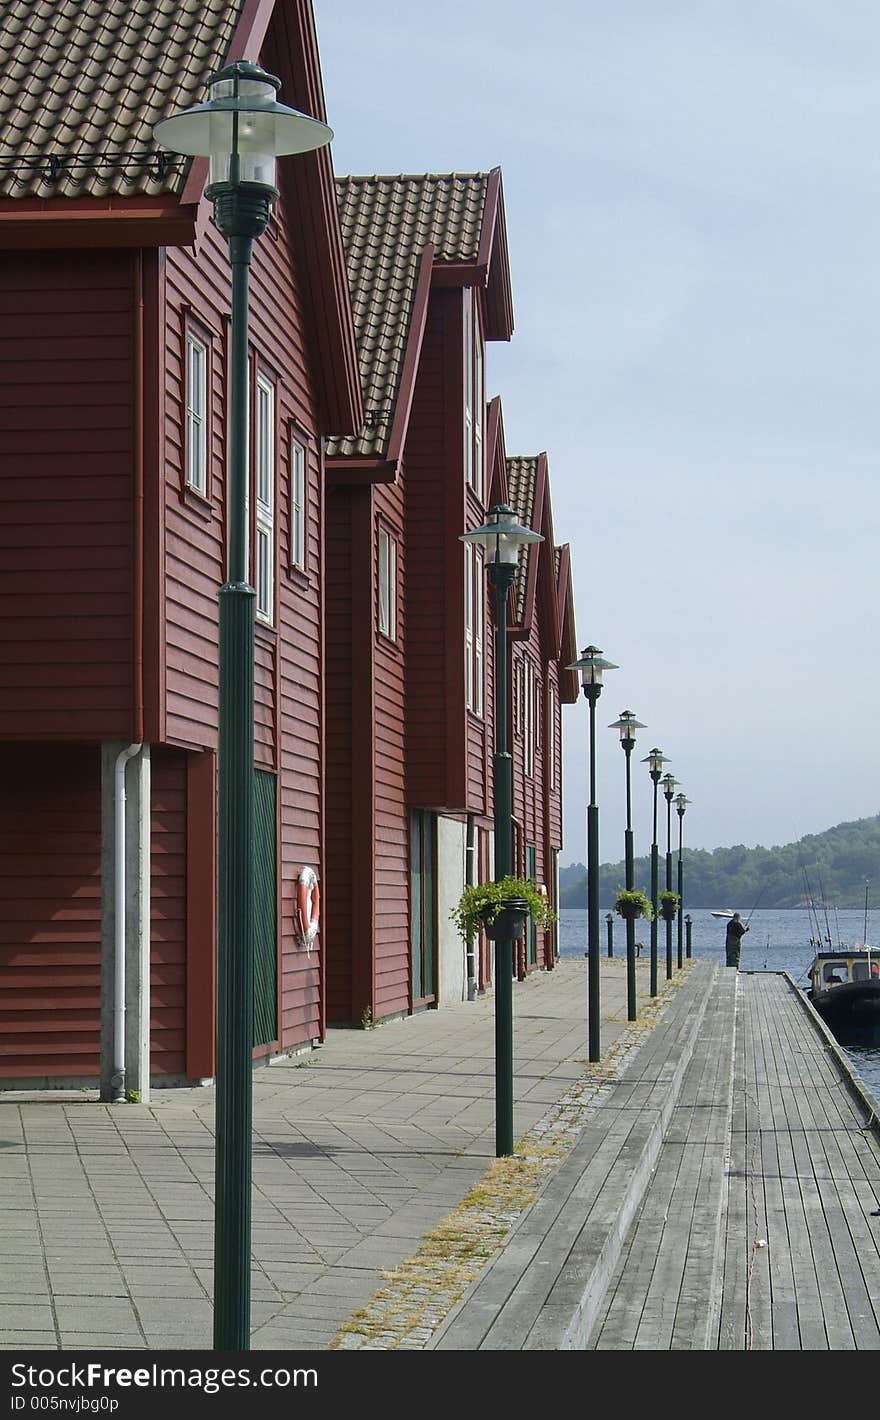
[
  {"left": 291, "top": 435, "right": 306, "bottom": 571},
  {"left": 464, "top": 541, "right": 483, "bottom": 715},
  {"left": 378, "top": 524, "right": 397, "bottom": 639},
  {"left": 464, "top": 542, "right": 473, "bottom": 708},
  {"left": 513, "top": 658, "right": 523, "bottom": 738},
  {"left": 473, "top": 548, "right": 483, "bottom": 717},
  {"left": 464, "top": 290, "right": 484, "bottom": 500},
  {"left": 523, "top": 657, "right": 535, "bottom": 778},
  {"left": 255, "top": 374, "right": 275, "bottom": 624},
  {"left": 548, "top": 682, "right": 557, "bottom": 791},
  {"left": 185, "top": 331, "right": 208, "bottom": 494}
]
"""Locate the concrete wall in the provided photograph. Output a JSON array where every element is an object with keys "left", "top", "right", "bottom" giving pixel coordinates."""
[{"left": 436, "top": 816, "right": 467, "bottom": 1005}]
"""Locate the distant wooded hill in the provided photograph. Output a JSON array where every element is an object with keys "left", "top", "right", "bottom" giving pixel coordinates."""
[{"left": 559, "top": 814, "right": 880, "bottom": 910}]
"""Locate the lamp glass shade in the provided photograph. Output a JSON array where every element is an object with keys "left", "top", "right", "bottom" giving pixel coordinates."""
[
  {"left": 565, "top": 645, "right": 618, "bottom": 690},
  {"left": 642, "top": 747, "right": 667, "bottom": 775},
  {"left": 460, "top": 504, "right": 542, "bottom": 564},
  {"left": 153, "top": 65, "right": 334, "bottom": 186},
  {"left": 662, "top": 774, "right": 677, "bottom": 795},
  {"left": 609, "top": 711, "right": 645, "bottom": 743}
]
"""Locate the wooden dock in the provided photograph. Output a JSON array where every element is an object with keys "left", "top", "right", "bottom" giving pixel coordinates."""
[
  {"left": 590, "top": 970, "right": 880, "bottom": 1350},
  {"left": 434, "top": 964, "right": 880, "bottom": 1350}
]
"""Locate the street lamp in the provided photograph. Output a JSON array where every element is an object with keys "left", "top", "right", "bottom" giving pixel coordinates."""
[
  {"left": 641, "top": 748, "right": 670, "bottom": 998},
  {"left": 676, "top": 793, "right": 691, "bottom": 969},
  {"left": 154, "top": 63, "right": 333, "bottom": 1353},
  {"left": 461, "top": 505, "right": 542, "bottom": 1156},
  {"left": 566, "top": 646, "right": 617, "bottom": 1061},
  {"left": 609, "top": 710, "right": 646, "bottom": 1020},
  {"left": 661, "top": 772, "right": 677, "bottom": 978}
]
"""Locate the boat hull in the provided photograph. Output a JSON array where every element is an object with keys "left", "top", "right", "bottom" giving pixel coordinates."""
[{"left": 808, "top": 980, "right": 880, "bottom": 1034}]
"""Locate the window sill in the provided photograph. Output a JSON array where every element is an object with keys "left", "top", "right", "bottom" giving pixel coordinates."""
[{"left": 178, "top": 484, "right": 214, "bottom": 519}]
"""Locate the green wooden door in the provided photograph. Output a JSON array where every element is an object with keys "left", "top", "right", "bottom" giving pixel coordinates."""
[
  {"left": 526, "top": 845, "right": 537, "bottom": 966},
  {"left": 410, "top": 810, "right": 437, "bottom": 1004},
  {"left": 252, "top": 769, "right": 278, "bottom": 1048}
]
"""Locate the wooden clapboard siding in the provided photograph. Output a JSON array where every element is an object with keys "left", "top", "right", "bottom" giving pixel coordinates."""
[
  {"left": 0, "top": 252, "right": 133, "bottom": 739},
  {"left": 261, "top": 201, "right": 324, "bottom": 1052},
  {"left": 162, "top": 171, "right": 326, "bottom": 1052},
  {"left": 150, "top": 747, "right": 187, "bottom": 1077},
  {"left": 404, "top": 288, "right": 465, "bottom": 813},
  {"left": 373, "top": 480, "right": 409, "bottom": 1021},
  {"left": 323, "top": 489, "right": 355, "bottom": 1021},
  {"left": 0, "top": 744, "right": 102, "bottom": 1077},
  {"left": 547, "top": 660, "right": 563, "bottom": 850}
]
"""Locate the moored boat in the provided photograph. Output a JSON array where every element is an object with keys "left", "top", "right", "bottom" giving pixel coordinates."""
[{"left": 806, "top": 948, "right": 880, "bottom": 1039}]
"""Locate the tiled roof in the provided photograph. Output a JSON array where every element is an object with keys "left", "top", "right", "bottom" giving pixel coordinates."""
[
  {"left": 0, "top": 0, "right": 245, "bottom": 200},
  {"left": 507, "top": 455, "right": 538, "bottom": 625},
  {"left": 328, "top": 173, "right": 491, "bottom": 460}
]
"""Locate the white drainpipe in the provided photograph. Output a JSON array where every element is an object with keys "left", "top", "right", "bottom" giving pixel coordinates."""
[{"left": 112, "top": 742, "right": 142, "bottom": 1103}]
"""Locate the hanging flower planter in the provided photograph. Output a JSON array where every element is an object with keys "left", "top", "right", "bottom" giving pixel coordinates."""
[
  {"left": 659, "top": 890, "right": 681, "bottom": 923},
  {"left": 614, "top": 888, "right": 653, "bottom": 923},
  {"left": 450, "top": 875, "right": 556, "bottom": 943},
  {"left": 483, "top": 897, "right": 529, "bottom": 941}
]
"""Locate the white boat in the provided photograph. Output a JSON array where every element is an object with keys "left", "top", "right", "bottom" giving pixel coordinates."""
[{"left": 711, "top": 909, "right": 734, "bottom": 919}]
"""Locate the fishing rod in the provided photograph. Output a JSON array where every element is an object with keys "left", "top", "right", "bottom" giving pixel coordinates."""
[
  {"left": 814, "top": 868, "right": 834, "bottom": 947},
  {"left": 745, "top": 883, "right": 768, "bottom": 926},
  {"left": 864, "top": 880, "right": 870, "bottom": 947},
  {"left": 801, "top": 863, "right": 823, "bottom": 949}
]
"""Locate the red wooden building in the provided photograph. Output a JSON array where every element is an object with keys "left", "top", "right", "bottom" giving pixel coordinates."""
[
  {"left": 324, "top": 173, "right": 578, "bottom": 1025},
  {"left": 0, "top": 0, "right": 361, "bottom": 1093}
]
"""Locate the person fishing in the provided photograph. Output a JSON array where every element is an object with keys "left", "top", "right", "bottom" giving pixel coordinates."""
[{"left": 725, "top": 911, "right": 749, "bottom": 968}]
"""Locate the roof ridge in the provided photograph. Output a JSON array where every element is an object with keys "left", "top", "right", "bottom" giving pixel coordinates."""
[{"left": 336, "top": 171, "right": 491, "bottom": 185}]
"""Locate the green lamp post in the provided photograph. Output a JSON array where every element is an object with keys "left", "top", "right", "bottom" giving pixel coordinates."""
[
  {"left": 566, "top": 646, "right": 617, "bottom": 1061},
  {"left": 685, "top": 913, "right": 693, "bottom": 959},
  {"left": 609, "top": 710, "right": 646, "bottom": 1020},
  {"left": 641, "top": 748, "right": 670, "bottom": 998},
  {"left": 461, "top": 505, "right": 542, "bottom": 1156},
  {"left": 154, "top": 62, "right": 333, "bottom": 1353},
  {"left": 661, "top": 772, "right": 677, "bottom": 978},
  {"left": 676, "top": 793, "right": 691, "bottom": 969}
]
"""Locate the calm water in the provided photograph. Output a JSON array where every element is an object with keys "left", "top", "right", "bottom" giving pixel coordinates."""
[{"left": 559, "top": 906, "right": 880, "bottom": 1099}]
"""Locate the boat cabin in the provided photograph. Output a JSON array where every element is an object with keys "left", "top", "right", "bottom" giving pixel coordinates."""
[{"left": 809, "top": 950, "right": 880, "bottom": 994}]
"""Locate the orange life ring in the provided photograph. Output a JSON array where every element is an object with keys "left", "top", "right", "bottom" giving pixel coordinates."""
[{"left": 296, "top": 866, "right": 320, "bottom": 950}]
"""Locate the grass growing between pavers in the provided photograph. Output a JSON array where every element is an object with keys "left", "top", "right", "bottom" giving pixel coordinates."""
[{"left": 330, "top": 963, "right": 694, "bottom": 1350}]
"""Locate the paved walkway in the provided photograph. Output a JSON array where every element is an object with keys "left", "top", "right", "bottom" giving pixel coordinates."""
[{"left": 0, "top": 955, "right": 683, "bottom": 1351}]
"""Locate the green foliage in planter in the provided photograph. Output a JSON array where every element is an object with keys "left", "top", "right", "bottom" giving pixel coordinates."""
[
  {"left": 659, "top": 890, "right": 681, "bottom": 911},
  {"left": 450, "top": 875, "right": 557, "bottom": 942},
  {"left": 614, "top": 887, "right": 654, "bottom": 921}
]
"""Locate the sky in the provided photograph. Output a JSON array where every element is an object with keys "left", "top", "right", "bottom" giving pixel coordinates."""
[{"left": 312, "top": 1, "right": 880, "bottom": 866}]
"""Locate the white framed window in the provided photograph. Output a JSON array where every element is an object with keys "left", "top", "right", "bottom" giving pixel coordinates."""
[
  {"left": 524, "top": 657, "right": 535, "bottom": 779},
  {"left": 464, "top": 289, "right": 474, "bottom": 490},
  {"left": 548, "top": 683, "right": 557, "bottom": 791},
  {"left": 185, "top": 331, "right": 208, "bottom": 494},
  {"left": 473, "top": 328, "right": 483, "bottom": 501},
  {"left": 291, "top": 435, "right": 306, "bottom": 571},
  {"left": 464, "top": 542, "right": 484, "bottom": 716},
  {"left": 513, "top": 658, "right": 522, "bottom": 738},
  {"left": 473, "top": 547, "right": 483, "bottom": 717},
  {"left": 463, "top": 290, "right": 484, "bottom": 500},
  {"left": 255, "top": 374, "right": 275, "bottom": 624},
  {"left": 378, "top": 524, "right": 397, "bottom": 640}
]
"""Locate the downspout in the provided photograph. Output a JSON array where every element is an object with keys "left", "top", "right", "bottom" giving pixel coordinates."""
[
  {"left": 112, "top": 741, "right": 143, "bottom": 1102},
  {"left": 465, "top": 815, "right": 477, "bottom": 1000}
]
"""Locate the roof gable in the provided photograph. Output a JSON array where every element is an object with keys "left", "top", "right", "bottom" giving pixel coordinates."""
[
  {"left": 0, "top": 0, "right": 247, "bottom": 200},
  {"left": 327, "top": 169, "right": 512, "bottom": 463},
  {"left": 507, "top": 452, "right": 568, "bottom": 662},
  {"left": 0, "top": 0, "right": 362, "bottom": 435}
]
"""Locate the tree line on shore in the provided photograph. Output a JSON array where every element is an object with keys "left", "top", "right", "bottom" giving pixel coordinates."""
[{"left": 559, "top": 813, "right": 880, "bottom": 910}]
